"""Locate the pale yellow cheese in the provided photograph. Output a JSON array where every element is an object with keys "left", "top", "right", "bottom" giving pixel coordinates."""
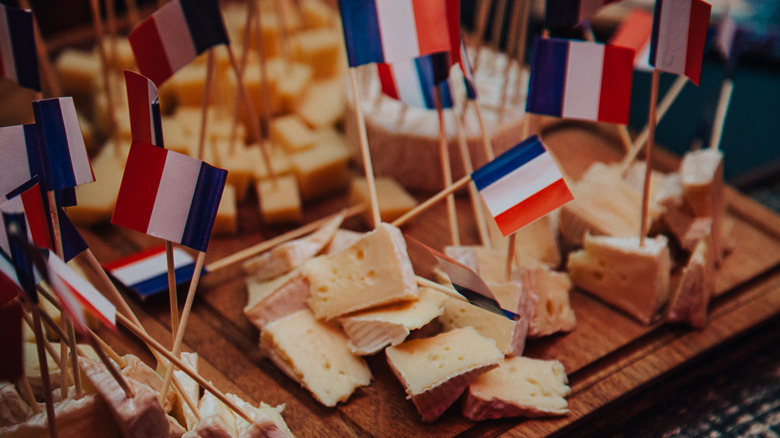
[
  {"left": 385, "top": 326, "right": 504, "bottom": 422},
  {"left": 339, "top": 287, "right": 446, "bottom": 355},
  {"left": 567, "top": 234, "right": 671, "bottom": 325},
  {"left": 168, "top": 62, "right": 210, "bottom": 108},
  {"left": 300, "top": 0, "right": 338, "bottom": 28},
  {"left": 515, "top": 264, "right": 577, "bottom": 337},
  {"left": 215, "top": 144, "right": 261, "bottom": 200},
  {"left": 269, "top": 114, "right": 316, "bottom": 153},
  {"left": 349, "top": 176, "right": 417, "bottom": 228},
  {"left": 102, "top": 36, "right": 136, "bottom": 71},
  {"left": 65, "top": 144, "right": 126, "bottom": 225},
  {"left": 225, "top": 394, "right": 294, "bottom": 438},
  {"left": 176, "top": 107, "right": 247, "bottom": 146},
  {"left": 55, "top": 49, "right": 102, "bottom": 95},
  {"left": 266, "top": 59, "right": 313, "bottom": 113},
  {"left": 463, "top": 356, "right": 570, "bottom": 420},
  {"left": 0, "top": 392, "right": 119, "bottom": 437},
  {"left": 294, "top": 77, "right": 346, "bottom": 128},
  {"left": 250, "top": 143, "right": 294, "bottom": 181},
  {"left": 257, "top": 175, "right": 303, "bottom": 224},
  {"left": 667, "top": 231, "right": 715, "bottom": 328},
  {"left": 323, "top": 229, "right": 364, "bottom": 255},
  {"left": 291, "top": 28, "right": 346, "bottom": 78},
  {"left": 213, "top": 183, "right": 238, "bottom": 235},
  {"left": 290, "top": 141, "right": 352, "bottom": 201},
  {"left": 24, "top": 343, "right": 99, "bottom": 398},
  {"left": 186, "top": 392, "right": 238, "bottom": 438},
  {"left": 260, "top": 309, "right": 372, "bottom": 407},
  {"left": 304, "top": 223, "right": 418, "bottom": 320},
  {"left": 680, "top": 148, "right": 729, "bottom": 258},
  {"left": 232, "top": 62, "right": 283, "bottom": 123},
  {"left": 492, "top": 214, "right": 561, "bottom": 268},
  {"left": 244, "top": 271, "right": 309, "bottom": 330}
]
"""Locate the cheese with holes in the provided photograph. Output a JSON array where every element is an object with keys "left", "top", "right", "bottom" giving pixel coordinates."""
[
  {"left": 290, "top": 142, "right": 352, "bottom": 201},
  {"left": 463, "top": 356, "right": 570, "bottom": 420},
  {"left": 304, "top": 223, "right": 418, "bottom": 320},
  {"left": 260, "top": 309, "right": 371, "bottom": 407},
  {"left": 667, "top": 231, "right": 715, "bottom": 328},
  {"left": 515, "top": 264, "right": 577, "bottom": 337},
  {"left": 349, "top": 177, "right": 417, "bottom": 228},
  {"left": 242, "top": 210, "right": 343, "bottom": 280},
  {"left": 244, "top": 271, "right": 309, "bottom": 330},
  {"left": 385, "top": 326, "right": 503, "bottom": 422},
  {"left": 567, "top": 234, "right": 671, "bottom": 324},
  {"left": 257, "top": 175, "right": 303, "bottom": 224},
  {"left": 339, "top": 287, "right": 445, "bottom": 355}
]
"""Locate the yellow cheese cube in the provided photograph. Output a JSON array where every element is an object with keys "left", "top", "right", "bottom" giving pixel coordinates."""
[
  {"left": 267, "top": 58, "right": 313, "bottom": 112},
  {"left": 66, "top": 144, "right": 126, "bottom": 225},
  {"left": 250, "top": 143, "right": 294, "bottom": 180},
  {"left": 291, "top": 142, "right": 352, "bottom": 200},
  {"left": 213, "top": 183, "right": 238, "bottom": 234},
  {"left": 257, "top": 175, "right": 303, "bottom": 224},
  {"left": 269, "top": 114, "right": 316, "bottom": 153},
  {"left": 213, "top": 144, "right": 257, "bottom": 200},
  {"left": 294, "top": 77, "right": 346, "bottom": 128},
  {"left": 102, "top": 36, "right": 136, "bottom": 71},
  {"left": 169, "top": 62, "right": 209, "bottom": 108},
  {"left": 300, "top": 0, "right": 338, "bottom": 28},
  {"left": 349, "top": 176, "right": 417, "bottom": 228},
  {"left": 291, "top": 28, "right": 346, "bottom": 78},
  {"left": 55, "top": 49, "right": 102, "bottom": 95}
]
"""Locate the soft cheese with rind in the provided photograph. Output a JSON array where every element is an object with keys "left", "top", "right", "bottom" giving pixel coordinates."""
[
  {"left": 514, "top": 264, "right": 577, "bottom": 337},
  {"left": 182, "top": 391, "right": 238, "bottom": 438},
  {"left": 225, "top": 394, "right": 294, "bottom": 438},
  {"left": 463, "top": 356, "right": 570, "bottom": 420},
  {"left": 244, "top": 271, "right": 309, "bottom": 330},
  {"left": 385, "top": 327, "right": 504, "bottom": 422},
  {"left": 0, "top": 392, "right": 120, "bottom": 437},
  {"left": 304, "top": 223, "right": 418, "bottom": 320},
  {"left": 260, "top": 309, "right": 371, "bottom": 407},
  {"left": 0, "top": 383, "right": 30, "bottom": 427},
  {"left": 667, "top": 231, "right": 715, "bottom": 328}
]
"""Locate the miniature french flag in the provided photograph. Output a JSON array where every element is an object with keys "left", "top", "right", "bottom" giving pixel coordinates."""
[
  {"left": 545, "top": 0, "right": 619, "bottom": 29},
  {"left": 112, "top": 141, "right": 227, "bottom": 252},
  {"left": 610, "top": 8, "right": 654, "bottom": 71},
  {"left": 32, "top": 97, "right": 95, "bottom": 191},
  {"left": 104, "top": 245, "right": 201, "bottom": 299},
  {"left": 125, "top": 71, "right": 164, "bottom": 147},
  {"left": 471, "top": 135, "right": 573, "bottom": 237},
  {"left": 526, "top": 37, "right": 635, "bottom": 125},
  {"left": 1, "top": 185, "right": 53, "bottom": 253},
  {"left": 129, "top": 0, "right": 229, "bottom": 86},
  {"left": 377, "top": 54, "right": 453, "bottom": 110},
  {"left": 338, "top": 0, "right": 451, "bottom": 67},
  {"left": 650, "top": 0, "right": 712, "bottom": 85},
  {"left": 0, "top": 4, "right": 40, "bottom": 91},
  {"left": 0, "top": 124, "right": 42, "bottom": 200}
]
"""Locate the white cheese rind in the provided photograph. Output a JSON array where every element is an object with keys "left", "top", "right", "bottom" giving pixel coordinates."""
[
  {"left": 515, "top": 264, "right": 577, "bottom": 337},
  {"left": 244, "top": 273, "right": 310, "bottom": 331}
]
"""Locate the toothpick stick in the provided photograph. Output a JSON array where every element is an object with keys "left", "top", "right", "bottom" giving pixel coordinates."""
[
  {"left": 392, "top": 175, "right": 471, "bottom": 228},
  {"left": 18, "top": 375, "right": 42, "bottom": 415},
  {"left": 115, "top": 312, "right": 255, "bottom": 423},
  {"left": 159, "top": 251, "right": 207, "bottom": 403},
  {"left": 640, "top": 69, "right": 661, "bottom": 247},
  {"left": 65, "top": 321, "right": 83, "bottom": 399},
  {"left": 85, "top": 331, "right": 135, "bottom": 399},
  {"left": 709, "top": 77, "right": 733, "bottom": 151},
  {"left": 499, "top": 0, "right": 524, "bottom": 121},
  {"left": 106, "top": 0, "right": 118, "bottom": 70},
  {"left": 87, "top": 328, "right": 126, "bottom": 368},
  {"left": 488, "top": 0, "right": 508, "bottom": 73},
  {"left": 227, "top": 1, "right": 255, "bottom": 154},
  {"left": 206, "top": 204, "right": 365, "bottom": 272},
  {"left": 253, "top": 0, "right": 273, "bottom": 147},
  {"left": 123, "top": 0, "right": 140, "bottom": 26},
  {"left": 21, "top": 306, "right": 63, "bottom": 369},
  {"left": 89, "top": 0, "right": 119, "bottom": 157},
  {"left": 348, "top": 68, "right": 382, "bottom": 227},
  {"left": 511, "top": 0, "right": 531, "bottom": 106},
  {"left": 416, "top": 276, "right": 468, "bottom": 303},
  {"left": 435, "top": 85, "right": 459, "bottom": 246},
  {"left": 165, "top": 242, "right": 179, "bottom": 345},
  {"left": 473, "top": 99, "right": 495, "bottom": 163},
  {"left": 197, "top": 50, "right": 216, "bottom": 161},
  {"left": 505, "top": 233, "right": 516, "bottom": 281},
  {"left": 471, "top": 0, "right": 493, "bottom": 73},
  {"left": 273, "top": 0, "right": 293, "bottom": 69},
  {"left": 28, "top": 304, "right": 58, "bottom": 438}
]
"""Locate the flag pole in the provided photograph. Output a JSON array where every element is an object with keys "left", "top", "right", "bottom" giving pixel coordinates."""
[
  {"left": 197, "top": 50, "right": 216, "bottom": 161},
  {"left": 227, "top": 0, "right": 256, "bottom": 155},
  {"left": 640, "top": 68, "right": 661, "bottom": 247},
  {"left": 165, "top": 241, "right": 179, "bottom": 345},
  {"left": 498, "top": 0, "right": 525, "bottom": 122},
  {"left": 435, "top": 84, "right": 460, "bottom": 245},
  {"left": 708, "top": 77, "right": 733, "bottom": 151},
  {"left": 470, "top": 0, "right": 493, "bottom": 73},
  {"left": 27, "top": 302, "right": 58, "bottom": 438},
  {"left": 89, "top": 0, "right": 120, "bottom": 158},
  {"left": 510, "top": 0, "right": 532, "bottom": 106},
  {"left": 348, "top": 68, "right": 382, "bottom": 227}
]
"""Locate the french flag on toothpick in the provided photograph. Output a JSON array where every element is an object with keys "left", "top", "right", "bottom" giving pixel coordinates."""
[
  {"left": 103, "top": 245, "right": 202, "bottom": 300},
  {"left": 0, "top": 4, "right": 40, "bottom": 92},
  {"left": 472, "top": 135, "right": 573, "bottom": 237},
  {"left": 125, "top": 70, "right": 164, "bottom": 147},
  {"left": 32, "top": 97, "right": 95, "bottom": 191},
  {"left": 610, "top": 8, "right": 654, "bottom": 71},
  {"left": 112, "top": 141, "right": 227, "bottom": 253},
  {"left": 338, "top": 0, "right": 451, "bottom": 67},
  {"left": 377, "top": 54, "right": 454, "bottom": 110},
  {"left": 526, "top": 37, "right": 635, "bottom": 125},
  {"left": 0, "top": 124, "right": 43, "bottom": 200},
  {"left": 129, "top": 0, "right": 229, "bottom": 86},
  {"left": 650, "top": 0, "right": 712, "bottom": 85}
]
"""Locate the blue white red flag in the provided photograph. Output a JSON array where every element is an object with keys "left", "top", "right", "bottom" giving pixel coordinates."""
[
  {"left": 377, "top": 54, "right": 454, "bottom": 110},
  {"left": 129, "top": 0, "right": 229, "bottom": 86},
  {"left": 32, "top": 97, "right": 94, "bottom": 191},
  {"left": 0, "top": 4, "right": 39, "bottom": 91},
  {"left": 125, "top": 70, "right": 164, "bottom": 147},
  {"left": 526, "top": 37, "right": 635, "bottom": 125},
  {"left": 0, "top": 124, "right": 43, "bottom": 200},
  {"left": 112, "top": 141, "right": 227, "bottom": 252},
  {"left": 338, "top": 0, "right": 451, "bottom": 67},
  {"left": 650, "top": 0, "right": 712, "bottom": 85},
  {"left": 104, "top": 244, "right": 202, "bottom": 300},
  {"left": 471, "top": 135, "right": 573, "bottom": 237},
  {"left": 545, "top": 0, "right": 619, "bottom": 29},
  {"left": 610, "top": 8, "right": 654, "bottom": 71}
]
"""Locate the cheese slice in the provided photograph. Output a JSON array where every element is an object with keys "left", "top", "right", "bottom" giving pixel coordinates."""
[
  {"left": 225, "top": 394, "right": 294, "bottom": 438},
  {"left": 257, "top": 175, "right": 303, "bottom": 224},
  {"left": 266, "top": 59, "right": 314, "bottom": 113},
  {"left": 323, "top": 229, "right": 364, "bottom": 255},
  {"left": 244, "top": 271, "right": 309, "bottom": 331},
  {"left": 349, "top": 177, "right": 417, "bottom": 228},
  {"left": 55, "top": 49, "right": 102, "bottom": 95},
  {"left": 567, "top": 234, "right": 671, "bottom": 324},
  {"left": 120, "top": 354, "right": 176, "bottom": 413},
  {"left": 463, "top": 356, "right": 570, "bottom": 420},
  {"left": 444, "top": 245, "right": 507, "bottom": 285},
  {"left": 249, "top": 144, "right": 294, "bottom": 181},
  {"left": 24, "top": 343, "right": 99, "bottom": 397},
  {"left": 184, "top": 392, "right": 238, "bottom": 438},
  {"left": 242, "top": 210, "right": 344, "bottom": 280},
  {"left": 385, "top": 326, "right": 504, "bottom": 423},
  {"left": 339, "top": 287, "right": 445, "bottom": 355},
  {"left": 290, "top": 141, "right": 352, "bottom": 201},
  {"left": 667, "top": 231, "right": 715, "bottom": 328},
  {"left": 304, "top": 223, "right": 418, "bottom": 320},
  {"left": 260, "top": 309, "right": 372, "bottom": 407},
  {"left": 169, "top": 352, "right": 199, "bottom": 431},
  {"left": 680, "top": 148, "right": 729, "bottom": 258},
  {"left": 0, "top": 382, "right": 31, "bottom": 427},
  {"left": 515, "top": 264, "right": 577, "bottom": 337}
]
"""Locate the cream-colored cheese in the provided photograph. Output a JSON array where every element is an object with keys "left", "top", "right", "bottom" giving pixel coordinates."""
[
  {"left": 257, "top": 175, "right": 303, "bottom": 224},
  {"left": 349, "top": 177, "right": 417, "bottom": 228}
]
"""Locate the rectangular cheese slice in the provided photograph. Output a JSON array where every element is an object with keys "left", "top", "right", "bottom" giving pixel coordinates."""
[
  {"left": 303, "top": 223, "right": 418, "bottom": 320},
  {"left": 385, "top": 326, "right": 503, "bottom": 422},
  {"left": 515, "top": 264, "right": 577, "bottom": 337},
  {"left": 463, "top": 356, "right": 570, "bottom": 420},
  {"left": 290, "top": 142, "right": 352, "bottom": 201},
  {"left": 349, "top": 176, "right": 417, "bottom": 228},
  {"left": 567, "top": 234, "right": 671, "bottom": 324},
  {"left": 338, "top": 287, "right": 445, "bottom": 355},
  {"left": 257, "top": 175, "right": 303, "bottom": 224},
  {"left": 680, "top": 148, "right": 730, "bottom": 259},
  {"left": 260, "top": 309, "right": 371, "bottom": 407}
]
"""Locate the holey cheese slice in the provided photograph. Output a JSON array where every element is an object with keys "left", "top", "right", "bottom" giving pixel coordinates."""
[
  {"left": 260, "top": 309, "right": 371, "bottom": 407},
  {"left": 567, "top": 234, "right": 671, "bottom": 325},
  {"left": 463, "top": 356, "right": 570, "bottom": 421},
  {"left": 338, "top": 287, "right": 446, "bottom": 355},
  {"left": 385, "top": 327, "right": 504, "bottom": 423},
  {"left": 304, "top": 223, "right": 418, "bottom": 320}
]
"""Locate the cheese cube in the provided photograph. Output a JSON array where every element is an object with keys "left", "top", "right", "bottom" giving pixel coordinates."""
[
  {"left": 213, "top": 183, "right": 238, "bottom": 234},
  {"left": 257, "top": 175, "right": 303, "bottom": 224},
  {"left": 215, "top": 145, "right": 260, "bottom": 200},
  {"left": 225, "top": 394, "right": 294, "bottom": 438},
  {"left": 291, "top": 28, "right": 345, "bottom": 78},
  {"left": 349, "top": 177, "right": 417, "bottom": 228},
  {"left": 490, "top": 214, "right": 561, "bottom": 268},
  {"left": 291, "top": 142, "right": 352, "bottom": 201},
  {"left": 680, "top": 148, "right": 729, "bottom": 258},
  {"left": 168, "top": 62, "right": 210, "bottom": 108},
  {"left": 385, "top": 327, "right": 504, "bottom": 423},
  {"left": 444, "top": 245, "right": 507, "bottom": 285},
  {"left": 250, "top": 143, "right": 294, "bottom": 181},
  {"left": 270, "top": 114, "right": 316, "bottom": 153},
  {"left": 55, "top": 49, "right": 102, "bottom": 95},
  {"left": 567, "top": 234, "right": 671, "bottom": 324},
  {"left": 244, "top": 271, "right": 309, "bottom": 330},
  {"left": 339, "top": 287, "right": 446, "bottom": 355},
  {"left": 300, "top": 0, "right": 338, "bottom": 28},
  {"left": 463, "top": 357, "right": 570, "bottom": 420},
  {"left": 65, "top": 144, "right": 126, "bottom": 225},
  {"left": 515, "top": 264, "right": 577, "bottom": 337},
  {"left": 103, "top": 36, "right": 136, "bottom": 71},
  {"left": 323, "top": 229, "right": 364, "bottom": 255},
  {"left": 667, "top": 231, "right": 715, "bottom": 328},
  {"left": 266, "top": 59, "right": 313, "bottom": 113},
  {"left": 260, "top": 309, "right": 372, "bottom": 407},
  {"left": 294, "top": 78, "right": 346, "bottom": 128},
  {"left": 303, "top": 223, "right": 418, "bottom": 320}
]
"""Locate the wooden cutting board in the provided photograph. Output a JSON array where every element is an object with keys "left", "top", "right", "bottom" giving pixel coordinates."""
[{"left": 81, "top": 121, "right": 780, "bottom": 437}]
